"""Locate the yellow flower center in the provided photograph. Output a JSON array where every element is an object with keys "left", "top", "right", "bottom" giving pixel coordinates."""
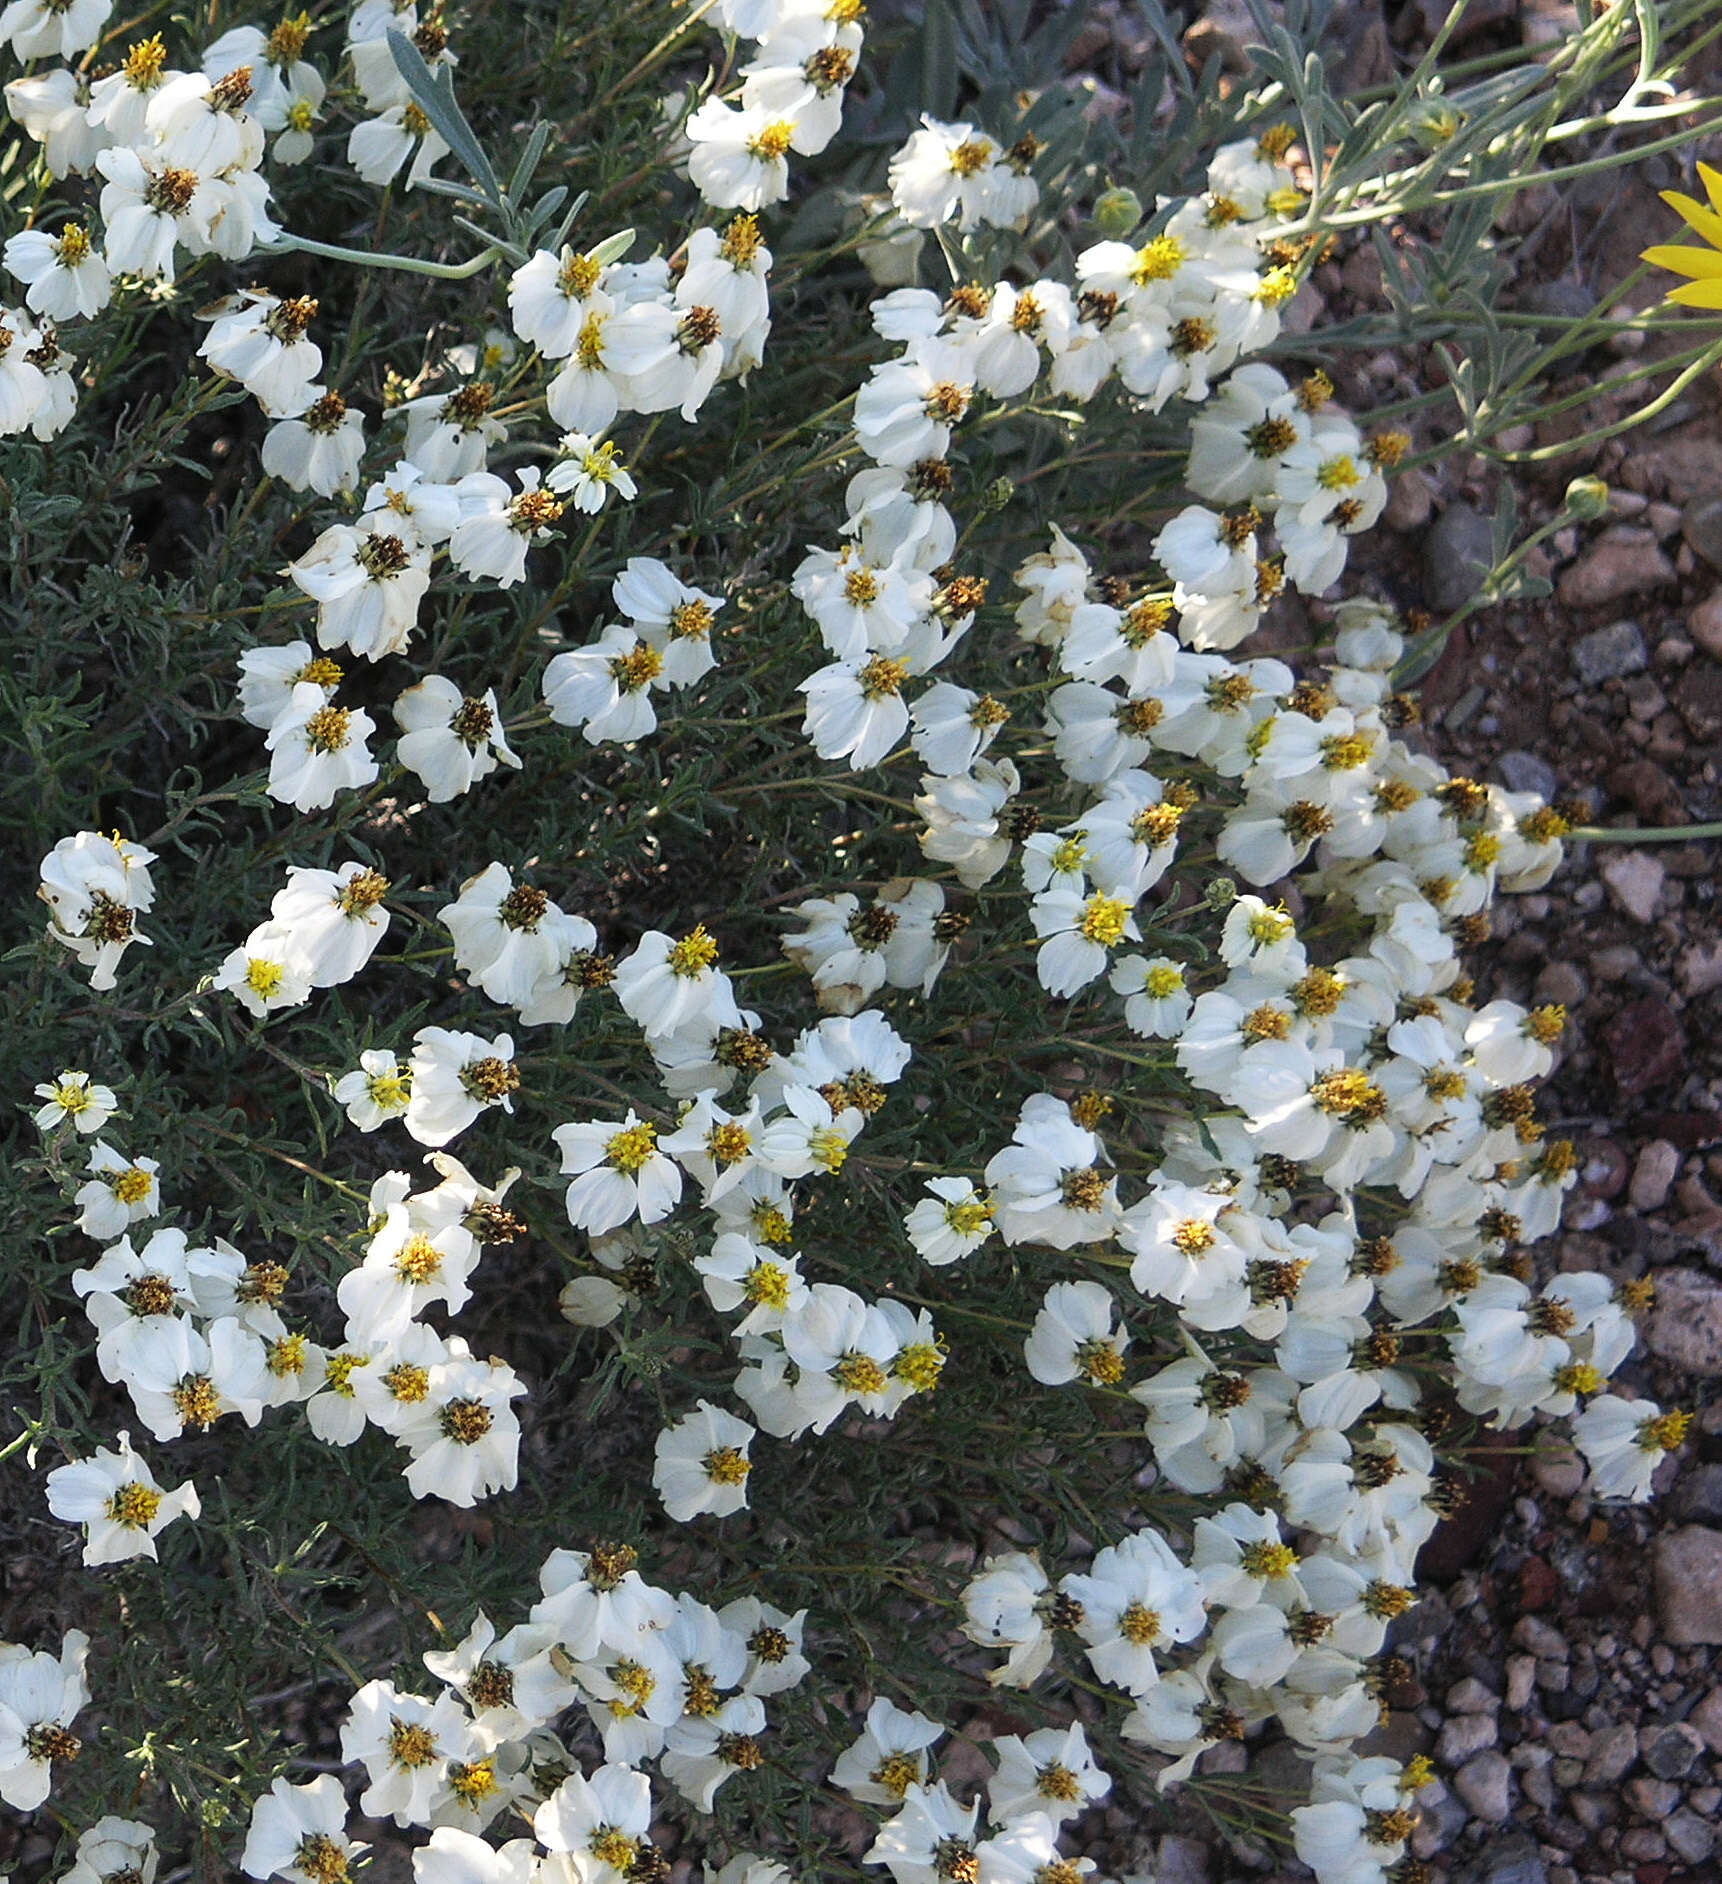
[
  {"left": 172, "top": 1375, "right": 221, "bottom": 1429},
  {"left": 106, "top": 1481, "right": 163, "bottom": 1527},
  {"left": 606, "top": 1121, "right": 658, "bottom": 1174},
  {"left": 704, "top": 1445, "right": 751, "bottom": 1484},
  {"left": 1130, "top": 234, "right": 1185, "bottom": 283},
  {"left": 111, "top": 1166, "right": 154, "bottom": 1205},
  {"left": 744, "top": 1260, "right": 789, "bottom": 1309},
  {"left": 1118, "top": 1600, "right": 1161, "bottom": 1645},
  {"left": 669, "top": 924, "right": 719, "bottom": 975},
  {"left": 948, "top": 136, "right": 993, "bottom": 176},
  {"left": 1143, "top": 963, "right": 1184, "bottom": 998},
  {"left": 387, "top": 1720, "right": 439, "bottom": 1769},
  {"left": 1078, "top": 895, "right": 1130, "bottom": 946}
]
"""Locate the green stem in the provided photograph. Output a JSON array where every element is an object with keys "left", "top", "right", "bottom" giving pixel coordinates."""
[
  {"left": 266, "top": 231, "right": 501, "bottom": 279},
  {"left": 1571, "top": 821, "right": 1722, "bottom": 843}
]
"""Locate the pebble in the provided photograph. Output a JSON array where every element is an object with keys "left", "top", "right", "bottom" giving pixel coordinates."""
[
  {"left": 1683, "top": 492, "right": 1722, "bottom": 567},
  {"left": 1666, "top": 1809, "right": 1717, "bottom": 1865},
  {"left": 1557, "top": 532, "right": 1676, "bottom": 611},
  {"left": 1152, "top": 1834, "right": 1210, "bottom": 1884},
  {"left": 1547, "top": 1722, "right": 1591, "bottom": 1758},
  {"left": 1424, "top": 502, "right": 1497, "bottom": 612},
  {"left": 1645, "top": 1722, "right": 1704, "bottom": 1779},
  {"left": 1437, "top": 1711, "right": 1498, "bottom": 1766},
  {"left": 1583, "top": 1721, "right": 1640, "bottom": 1785},
  {"left": 1630, "top": 1139, "right": 1682, "bottom": 1211},
  {"left": 1570, "top": 616, "right": 1651, "bottom": 684},
  {"left": 1533, "top": 961, "right": 1587, "bottom": 1008},
  {"left": 1452, "top": 1748, "right": 1514, "bottom": 1823},
  {"left": 1497, "top": 748, "right": 1558, "bottom": 798},
  {"left": 1604, "top": 994, "right": 1686, "bottom": 1096},
  {"left": 1514, "top": 1614, "right": 1569, "bottom": 1658},
  {"left": 1385, "top": 466, "right": 1434, "bottom": 532},
  {"left": 1625, "top": 1774, "right": 1681, "bottom": 1817},
  {"left": 1688, "top": 1687, "right": 1722, "bottom": 1753},
  {"left": 1647, "top": 1270, "right": 1722, "bottom": 1376},
  {"left": 1654, "top": 1525, "right": 1722, "bottom": 1644},
  {"left": 1678, "top": 938, "right": 1722, "bottom": 997},
  {"left": 1505, "top": 1655, "right": 1536, "bottom": 1710},
  {"left": 1446, "top": 1676, "right": 1499, "bottom": 1713},
  {"left": 1691, "top": 584, "right": 1722, "bottom": 656},
  {"left": 1599, "top": 848, "right": 1666, "bottom": 923},
  {"left": 1532, "top": 1444, "right": 1586, "bottom": 1497},
  {"left": 1619, "top": 1828, "right": 1667, "bottom": 1862}
]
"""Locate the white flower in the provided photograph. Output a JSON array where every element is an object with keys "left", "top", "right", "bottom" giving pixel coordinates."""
[
  {"left": 447, "top": 468, "right": 564, "bottom": 587},
  {"left": 265, "top": 686, "right": 380, "bottom": 812},
  {"left": 393, "top": 1351, "right": 526, "bottom": 1507},
  {"left": 198, "top": 290, "right": 322, "bottom": 416},
  {"left": 338, "top": 1680, "right": 478, "bottom": 1829},
  {"left": 959, "top": 1552, "right": 1054, "bottom": 1688},
  {"left": 241, "top": 1775, "right": 367, "bottom": 1884},
  {"left": 533, "top": 1762, "right": 654, "bottom": 1883},
  {"left": 0, "top": 0, "right": 111, "bottom": 61},
  {"left": 73, "top": 1141, "right": 161, "bottom": 1241},
  {"left": 63, "top": 1817, "right": 158, "bottom": 1884},
  {"left": 44, "top": 1431, "right": 199, "bottom": 1566},
  {"left": 8, "top": 68, "right": 109, "bottom": 178},
  {"left": 831, "top": 1697, "right": 945, "bottom": 1803},
  {"left": 612, "top": 556, "right": 724, "bottom": 685},
  {"left": 33, "top": 1069, "right": 117, "bottom": 1134},
  {"left": 440, "top": 863, "right": 586, "bottom": 1010},
  {"left": 984, "top": 1093, "right": 1120, "bottom": 1249},
  {"left": 261, "top": 390, "right": 367, "bottom": 496},
  {"left": 349, "top": 103, "right": 450, "bottom": 187},
  {"left": 888, "top": 117, "right": 1017, "bottom": 231},
  {"left": 653, "top": 1400, "right": 756, "bottom": 1520},
  {"left": 1059, "top": 1529, "right": 1208, "bottom": 1693},
  {"left": 1032, "top": 884, "right": 1141, "bottom": 997},
  {"left": 269, "top": 861, "right": 393, "bottom": 986},
  {"left": 404, "top": 1028, "right": 520, "bottom": 1148},
  {"left": 543, "top": 623, "right": 668, "bottom": 745},
  {"left": 1024, "top": 1280, "right": 1129, "bottom": 1387},
  {"left": 95, "top": 145, "right": 215, "bottom": 282},
  {"left": 214, "top": 923, "right": 316, "bottom": 1019},
  {"left": 286, "top": 520, "right": 432, "bottom": 660},
  {"left": 1572, "top": 1395, "right": 1688, "bottom": 1502},
  {"left": 685, "top": 98, "right": 797, "bottom": 211},
  {"left": 38, "top": 830, "right": 155, "bottom": 990},
  {"left": 800, "top": 651, "right": 916, "bottom": 769},
  {"left": 0, "top": 1630, "right": 90, "bottom": 1810},
  {"left": 545, "top": 432, "right": 638, "bottom": 512},
  {"left": 554, "top": 1112, "right": 683, "bottom": 1232},
  {"left": 613, "top": 926, "right": 743, "bottom": 1040},
  {"left": 904, "top": 1176, "right": 996, "bottom": 1266},
  {"left": 988, "top": 1723, "right": 1111, "bottom": 1825},
  {"left": 3, "top": 221, "right": 110, "bottom": 319}
]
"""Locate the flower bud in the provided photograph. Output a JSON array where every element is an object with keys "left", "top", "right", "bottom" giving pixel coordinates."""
[{"left": 1092, "top": 186, "right": 1143, "bottom": 238}]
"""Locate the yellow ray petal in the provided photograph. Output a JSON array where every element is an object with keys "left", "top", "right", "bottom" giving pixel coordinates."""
[
  {"left": 1642, "top": 242, "right": 1722, "bottom": 279},
  {"left": 1660, "top": 189, "right": 1722, "bottom": 251},
  {"left": 1701, "top": 161, "right": 1722, "bottom": 216},
  {"left": 1668, "top": 278, "right": 1722, "bottom": 309}
]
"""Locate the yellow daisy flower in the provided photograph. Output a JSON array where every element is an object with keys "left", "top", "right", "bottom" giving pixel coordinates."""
[{"left": 1643, "top": 161, "right": 1722, "bottom": 307}]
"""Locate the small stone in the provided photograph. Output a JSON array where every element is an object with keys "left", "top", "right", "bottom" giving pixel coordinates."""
[
  {"left": 1385, "top": 467, "right": 1434, "bottom": 533},
  {"left": 1437, "top": 1710, "right": 1497, "bottom": 1766},
  {"left": 1559, "top": 528, "right": 1676, "bottom": 611},
  {"left": 1691, "top": 583, "right": 1722, "bottom": 655},
  {"left": 1618, "top": 1828, "right": 1667, "bottom": 1862},
  {"left": 1569, "top": 1789, "right": 1615, "bottom": 1831},
  {"left": 1630, "top": 1139, "right": 1682, "bottom": 1211},
  {"left": 1497, "top": 748, "right": 1558, "bottom": 798},
  {"left": 1537, "top": 1657, "right": 1569, "bottom": 1693},
  {"left": 1514, "top": 1614, "right": 1569, "bottom": 1658},
  {"left": 1460, "top": 1829, "right": 1549, "bottom": 1883},
  {"left": 1599, "top": 848, "right": 1666, "bottom": 922},
  {"left": 1686, "top": 504, "right": 1722, "bottom": 572},
  {"left": 1677, "top": 662, "right": 1722, "bottom": 738},
  {"left": 1626, "top": 1775, "right": 1681, "bottom": 1817},
  {"left": 1666, "top": 1810, "right": 1716, "bottom": 1865},
  {"left": 1533, "top": 960, "right": 1587, "bottom": 1008},
  {"left": 1505, "top": 1655, "right": 1536, "bottom": 1711},
  {"left": 1654, "top": 1526, "right": 1722, "bottom": 1644},
  {"left": 1679, "top": 939, "right": 1722, "bottom": 998},
  {"left": 1570, "top": 616, "right": 1651, "bottom": 683},
  {"left": 1692, "top": 1784, "right": 1722, "bottom": 1814},
  {"left": 1424, "top": 502, "right": 1497, "bottom": 612},
  {"left": 1688, "top": 1688, "right": 1722, "bottom": 1753},
  {"left": 1446, "top": 1676, "right": 1499, "bottom": 1713},
  {"left": 1452, "top": 1749, "right": 1514, "bottom": 1823},
  {"left": 1152, "top": 1834, "right": 1210, "bottom": 1884},
  {"left": 1583, "top": 1722, "right": 1640, "bottom": 1785},
  {"left": 1645, "top": 1722, "right": 1704, "bottom": 1779},
  {"left": 1604, "top": 995, "right": 1685, "bottom": 1097},
  {"left": 1533, "top": 1444, "right": 1586, "bottom": 1497},
  {"left": 1675, "top": 1463, "right": 1722, "bottom": 1525},
  {"left": 1648, "top": 1271, "right": 1722, "bottom": 1377}
]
